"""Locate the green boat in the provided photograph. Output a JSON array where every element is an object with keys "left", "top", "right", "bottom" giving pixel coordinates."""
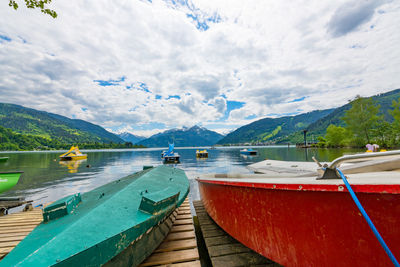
[
  {"left": 0, "top": 166, "right": 189, "bottom": 266},
  {"left": 0, "top": 171, "right": 23, "bottom": 194},
  {"left": 0, "top": 157, "right": 9, "bottom": 163}
]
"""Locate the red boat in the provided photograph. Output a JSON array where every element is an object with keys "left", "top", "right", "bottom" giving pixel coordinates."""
[{"left": 197, "top": 151, "right": 400, "bottom": 267}]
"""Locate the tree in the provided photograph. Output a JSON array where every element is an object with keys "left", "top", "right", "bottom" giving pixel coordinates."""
[
  {"left": 342, "top": 96, "right": 382, "bottom": 145},
  {"left": 389, "top": 97, "right": 400, "bottom": 145},
  {"left": 325, "top": 124, "right": 347, "bottom": 147},
  {"left": 9, "top": 0, "right": 57, "bottom": 18}
]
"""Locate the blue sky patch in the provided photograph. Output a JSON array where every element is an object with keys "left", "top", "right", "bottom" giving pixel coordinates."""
[
  {"left": 126, "top": 82, "right": 150, "bottom": 93},
  {"left": 167, "top": 95, "right": 181, "bottom": 100},
  {"left": 245, "top": 114, "right": 257, "bottom": 120},
  {"left": 155, "top": 95, "right": 162, "bottom": 100},
  {"left": 289, "top": 96, "right": 307, "bottom": 103},
  {"left": 94, "top": 76, "right": 126, "bottom": 86},
  {"left": 81, "top": 107, "right": 88, "bottom": 111},
  {"left": 0, "top": 35, "right": 11, "bottom": 43},
  {"left": 227, "top": 100, "right": 245, "bottom": 111}
]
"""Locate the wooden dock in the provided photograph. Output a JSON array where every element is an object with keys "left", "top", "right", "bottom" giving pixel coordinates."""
[
  {"left": 193, "top": 200, "right": 280, "bottom": 267},
  {"left": 0, "top": 207, "right": 43, "bottom": 259},
  {"left": 0, "top": 199, "right": 278, "bottom": 266},
  {"left": 139, "top": 198, "right": 200, "bottom": 266}
]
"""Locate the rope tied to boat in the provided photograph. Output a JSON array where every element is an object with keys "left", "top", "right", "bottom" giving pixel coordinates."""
[{"left": 336, "top": 168, "right": 400, "bottom": 267}]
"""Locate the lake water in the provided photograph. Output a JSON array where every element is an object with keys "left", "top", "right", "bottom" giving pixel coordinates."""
[{"left": 0, "top": 146, "right": 364, "bottom": 209}]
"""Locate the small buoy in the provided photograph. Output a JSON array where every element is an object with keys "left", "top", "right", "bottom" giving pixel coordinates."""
[{"left": 86, "top": 164, "right": 91, "bottom": 168}]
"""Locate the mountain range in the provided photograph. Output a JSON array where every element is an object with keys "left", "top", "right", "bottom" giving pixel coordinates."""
[
  {"left": 117, "top": 132, "right": 146, "bottom": 144},
  {"left": 137, "top": 126, "right": 224, "bottom": 147}
]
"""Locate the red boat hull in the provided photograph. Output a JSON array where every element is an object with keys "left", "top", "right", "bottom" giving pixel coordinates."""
[{"left": 198, "top": 180, "right": 400, "bottom": 267}]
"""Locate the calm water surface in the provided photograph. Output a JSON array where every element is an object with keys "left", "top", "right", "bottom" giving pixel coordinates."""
[{"left": 0, "top": 146, "right": 363, "bottom": 209}]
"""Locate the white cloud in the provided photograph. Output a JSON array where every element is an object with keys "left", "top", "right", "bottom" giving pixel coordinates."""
[{"left": 0, "top": 0, "right": 399, "bottom": 136}]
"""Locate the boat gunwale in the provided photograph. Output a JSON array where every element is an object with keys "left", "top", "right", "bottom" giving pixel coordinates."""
[{"left": 196, "top": 177, "right": 400, "bottom": 194}]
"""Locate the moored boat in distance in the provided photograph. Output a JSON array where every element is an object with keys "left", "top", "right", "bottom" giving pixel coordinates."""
[
  {"left": 0, "top": 157, "right": 9, "bottom": 163},
  {"left": 197, "top": 150, "right": 400, "bottom": 267},
  {"left": 59, "top": 146, "right": 87, "bottom": 161},
  {"left": 0, "top": 172, "right": 23, "bottom": 194},
  {"left": 0, "top": 166, "right": 189, "bottom": 266},
  {"left": 240, "top": 148, "right": 257, "bottom": 155},
  {"left": 196, "top": 150, "right": 208, "bottom": 158},
  {"left": 161, "top": 143, "right": 180, "bottom": 163}
]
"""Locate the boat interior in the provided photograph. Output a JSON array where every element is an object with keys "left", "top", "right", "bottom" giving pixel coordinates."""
[{"left": 199, "top": 150, "right": 400, "bottom": 184}]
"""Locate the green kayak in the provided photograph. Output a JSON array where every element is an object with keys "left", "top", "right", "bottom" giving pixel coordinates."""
[
  {"left": 0, "top": 165, "right": 189, "bottom": 266},
  {"left": 0, "top": 157, "right": 9, "bottom": 163},
  {"left": 0, "top": 171, "right": 23, "bottom": 194}
]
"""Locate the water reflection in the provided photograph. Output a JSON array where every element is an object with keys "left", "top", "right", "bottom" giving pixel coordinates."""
[
  {"left": 59, "top": 159, "right": 87, "bottom": 173},
  {"left": 0, "top": 146, "right": 363, "bottom": 208}
]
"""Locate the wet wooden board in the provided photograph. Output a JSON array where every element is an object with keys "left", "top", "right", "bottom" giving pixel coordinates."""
[
  {"left": 0, "top": 208, "right": 43, "bottom": 260},
  {"left": 139, "top": 198, "right": 200, "bottom": 267},
  {"left": 193, "top": 200, "right": 281, "bottom": 267}
]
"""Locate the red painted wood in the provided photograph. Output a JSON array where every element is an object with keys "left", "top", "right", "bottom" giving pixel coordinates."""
[
  {"left": 198, "top": 179, "right": 400, "bottom": 194},
  {"left": 198, "top": 179, "right": 400, "bottom": 267}
]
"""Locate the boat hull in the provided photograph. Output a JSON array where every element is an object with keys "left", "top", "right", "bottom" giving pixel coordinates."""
[
  {"left": 0, "top": 157, "right": 8, "bottom": 163},
  {"left": 0, "top": 166, "right": 189, "bottom": 266},
  {"left": 0, "top": 172, "right": 23, "bottom": 194},
  {"left": 198, "top": 179, "right": 400, "bottom": 267}
]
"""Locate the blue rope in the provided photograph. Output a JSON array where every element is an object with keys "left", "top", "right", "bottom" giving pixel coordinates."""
[{"left": 336, "top": 168, "right": 400, "bottom": 267}]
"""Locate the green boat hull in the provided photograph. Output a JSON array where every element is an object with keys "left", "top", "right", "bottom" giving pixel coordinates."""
[
  {"left": 0, "top": 157, "right": 9, "bottom": 163},
  {"left": 0, "top": 166, "right": 190, "bottom": 266},
  {"left": 0, "top": 172, "right": 23, "bottom": 194}
]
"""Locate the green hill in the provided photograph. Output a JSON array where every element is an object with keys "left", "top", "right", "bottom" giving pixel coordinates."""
[
  {"left": 137, "top": 126, "right": 224, "bottom": 147},
  {"left": 217, "top": 109, "right": 334, "bottom": 145},
  {"left": 0, "top": 103, "right": 123, "bottom": 144},
  {"left": 280, "top": 88, "right": 400, "bottom": 143}
]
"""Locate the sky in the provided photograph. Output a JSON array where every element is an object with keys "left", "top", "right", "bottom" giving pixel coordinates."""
[{"left": 0, "top": 0, "right": 399, "bottom": 137}]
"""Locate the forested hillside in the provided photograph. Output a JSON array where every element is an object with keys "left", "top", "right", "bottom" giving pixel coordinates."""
[
  {"left": 218, "top": 109, "right": 334, "bottom": 145},
  {"left": 0, "top": 103, "right": 123, "bottom": 144},
  {"left": 279, "top": 88, "right": 400, "bottom": 144}
]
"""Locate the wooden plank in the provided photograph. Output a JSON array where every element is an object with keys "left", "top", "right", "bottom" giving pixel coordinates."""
[
  {"left": 0, "top": 221, "right": 41, "bottom": 228},
  {"left": 173, "top": 219, "right": 193, "bottom": 226},
  {"left": 158, "top": 260, "right": 201, "bottom": 267},
  {"left": 176, "top": 214, "right": 192, "bottom": 220},
  {"left": 0, "top": 231, "right": 32, "bottom": 238},
  {"left": 0, "top": 227, "right": 37, "bottom": 234},
  {"left": 211, "top": 252, "right": 274, "bottom": 267},
  {"left": 204, "top": 235, "right": 238, "bottom": 247},
  {"left": 155, "top": 238, "right": 197, "bottom": 252},
  {"left": 140, "top": 248, "right": 199, "bottom": 266},
  {"left": 201, "top": 228, "right": 226, "bottom": 238},
  {"left": 177, "top": 210, "right": 191, "bottom": 215},
  {"left": 0, "top": 235, "right": 27, "bottom": 243},
  {"left": 170, "top": 224, "right": 194, "bottom": 233},
  {"left": 207, "top": 243, "right": 253, "bottom": 257},
  {"left": 0, "top": 247, "right": 13, "bottom": 254},
  {"left": 165, "top": 231, "right": 196, "bottom": 241},
  {"left": 0, "top": 225, "right": 38, "bottom": 231},
  {"left": 0, "top": 241, "right": 20, "bottom": 249}
]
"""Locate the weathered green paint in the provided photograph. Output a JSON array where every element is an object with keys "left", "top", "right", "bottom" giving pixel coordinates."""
[
  {"left": 0, "top": 166, "right": 189, "bottom": 266},
  {"left": 0, "top": 171, "right": 23, "bottom": 194},
  {"left": 43, "top": 193, "right": 82, "bottom": 222}
]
